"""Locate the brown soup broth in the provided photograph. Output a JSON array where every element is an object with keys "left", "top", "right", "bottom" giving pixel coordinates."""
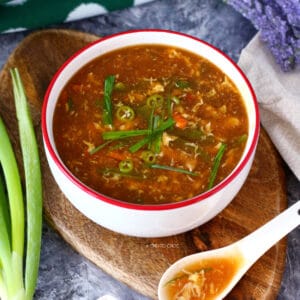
[{"left": 53, "top": 45, "right": 248, "bottom": 204}]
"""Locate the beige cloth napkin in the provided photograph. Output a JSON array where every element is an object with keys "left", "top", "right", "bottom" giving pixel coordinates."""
[{"left": 238, "top": 33, "right": 300, "bottom": 181}]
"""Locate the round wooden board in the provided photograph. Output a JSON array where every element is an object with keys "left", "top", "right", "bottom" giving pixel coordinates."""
[{"left": 0, "top": 29, "right": 287, "bottom": 300}]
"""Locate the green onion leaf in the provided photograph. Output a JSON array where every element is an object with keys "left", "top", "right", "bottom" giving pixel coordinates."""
[
  {"left": 147, "top": 108, "right": 154, "bottom": 150},
  {"left": 150, "top": 164, "right": 198, "bottom": 176},
  {"left": 89, "top": 140, "right": 112, "bottom": 155},
  {"left": 175, "top": 79, "right": 190, "bottom": 89},
  {"left": 129, "top": 118, "right": 174, "bottom": 153},
  {"left": 208, "top": 143, "right": 227, "bottom": 189},
  {"left": 11, "top": 68, "right": 43, "bottom": 300},
  {"left": 103, "top": 75, "right": 115, "bottom": 125},
  {"left": 233, "top": 134, "right": 248, "bottom": 146},
  {"left": 156, "top": 117, "right": 175, "bottom": 132},
  {"left": 129, "top": 135, "right": 152, "bottom": 153},
  {"left": 151, "top": 115, "right": 163, "bottom": 153},
  {"left": 0, "top": 168, "right": 11, "bottom": 242},
  {"left": 103, "top": 129, "right": 150, "bottom": 140},
  {"left": 0, "top": 116, "right": 25, "bottom": 299}
]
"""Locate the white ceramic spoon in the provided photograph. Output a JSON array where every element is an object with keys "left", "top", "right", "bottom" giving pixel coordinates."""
[{"left": 158, "top": 200, "right": 300, "bottom": 300}]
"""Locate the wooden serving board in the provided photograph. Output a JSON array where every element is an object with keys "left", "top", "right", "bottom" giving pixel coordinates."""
[{"left": 0, "top": 29, "right": 287, "bottom": 299}]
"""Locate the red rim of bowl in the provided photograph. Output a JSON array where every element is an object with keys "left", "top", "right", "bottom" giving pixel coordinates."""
[{"left": 41, "top": 29, "right": 260, "bottom": 211}]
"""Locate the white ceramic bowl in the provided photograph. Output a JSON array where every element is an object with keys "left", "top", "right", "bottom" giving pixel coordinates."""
[{"left": 42, "top": 29, "right": 260, "bottom": 238}]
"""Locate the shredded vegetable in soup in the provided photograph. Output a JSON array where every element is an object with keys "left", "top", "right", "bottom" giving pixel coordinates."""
[
  {"left": 164, "top": 254, "right": 245, "bottom": 300},
  {"left": 53, "top": 45, "right": 248, "bottom": 204}
]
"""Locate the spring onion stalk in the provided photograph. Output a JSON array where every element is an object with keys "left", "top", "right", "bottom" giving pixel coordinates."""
[
  {"left": 10, "top": 68, "right": 43, "bottom": 300},
  {"left": 208, "top": 143, "right": 227, "bottom": 189},
  {"left": 0, "top": 117, "right": 25, "bottom": 299},
  {"left": 0, "top": 168, "right": 13, "bottom": 300},
  {"left": 0, "top": 169, "right": 10, "bottom": 240}
]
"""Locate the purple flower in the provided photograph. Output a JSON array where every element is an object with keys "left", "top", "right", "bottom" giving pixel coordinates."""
[{"left": 225, "top": 0, "right": 300, "bottom": 71}]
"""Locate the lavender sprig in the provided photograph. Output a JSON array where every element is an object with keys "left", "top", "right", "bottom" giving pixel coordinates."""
[{"left": 225, "top": 0, "right": 300, "bottom": 71}]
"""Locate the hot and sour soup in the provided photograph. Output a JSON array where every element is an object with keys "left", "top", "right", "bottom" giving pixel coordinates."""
[
  {"left": 53, "top": 45, "right": 248, "bottom": 205},
  {"left": 163, "top": 253, "right": 245, "bottom": 300}
]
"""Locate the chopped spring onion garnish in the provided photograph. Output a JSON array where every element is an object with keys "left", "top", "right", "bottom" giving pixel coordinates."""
[
  {"left": 147, "top": 106, "right": 156, "bottom": 149},
  {"left": 129, "top": 118, "right": 175, "bottom": 153},
  {"left": 89, "top": 140, "right": 113, "bottom": 155},
  {"left": 234, "top": 134, "right": 248, "bottom": 145},
  {"left": 208, "top": 143, "right": 227, "bottom": 189},
  {"left": 151, "top": 115, "right": 163, "bottom": 153},
  {"left": 129, "top": 135, "right": 152, "bottom": 153},
  {"left": 103, "top": 129, "right": 150, "bottom": 140},
  {"left": 150, "top": 164, "right": 198, "bottom": 176},
  {"left": 103, "top": 75, "right": 115, "bottom": 125},
  {"left": 102, "top": 118, "right": 175, "bottom": 153},
  {"left": 153, "top": 117, "right": 175, "bottom": 132},
  {"left": 175, "top": 79, "right": 190, "bottom": 89}
]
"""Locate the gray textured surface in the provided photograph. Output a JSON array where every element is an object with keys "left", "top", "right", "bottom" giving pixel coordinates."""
[{"left": 0, "top": 0, "right": 299, "bottom": 299}]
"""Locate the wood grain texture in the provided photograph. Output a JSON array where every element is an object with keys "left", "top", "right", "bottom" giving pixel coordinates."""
[{"left": 0, "top": 29, "right": 287, "bottom": 300}]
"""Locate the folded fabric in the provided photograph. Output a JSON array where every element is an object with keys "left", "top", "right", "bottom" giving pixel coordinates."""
[
  {"left": 238, "top": 33, "right": 300, "bottom": 181},
  {"left": 0, "top": 0, "right": 154, "bottom": 33}
]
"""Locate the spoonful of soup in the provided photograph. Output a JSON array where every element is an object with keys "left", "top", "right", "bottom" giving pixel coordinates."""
[{"left": 158, "top": 200, "right": 300, "bottom": 300}]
